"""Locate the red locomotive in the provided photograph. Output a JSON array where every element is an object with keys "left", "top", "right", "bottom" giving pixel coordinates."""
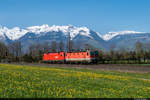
[
  {"left": 43, "top": 52, "right": 65, "bottom": 63},
  {"left": 43, "top": 50, "right": 99, "bottom": 64}
]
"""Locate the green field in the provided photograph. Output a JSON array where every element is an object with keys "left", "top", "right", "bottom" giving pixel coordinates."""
[{"left": 0, "top": 64, "right": 150, "bottom": 98}]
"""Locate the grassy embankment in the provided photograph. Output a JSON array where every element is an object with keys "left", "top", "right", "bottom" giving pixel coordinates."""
[{"left": 0, "top": 64, "right": 150, "bottom": 98}]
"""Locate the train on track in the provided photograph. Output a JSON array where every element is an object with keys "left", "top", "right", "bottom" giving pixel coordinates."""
[{"left": 42, "top": 50, "right": 99, "bottom": 64}]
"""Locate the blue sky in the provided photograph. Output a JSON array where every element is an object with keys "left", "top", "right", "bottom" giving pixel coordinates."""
[{"left": 0, "top": 0, "right": 150, "bottom": 34}]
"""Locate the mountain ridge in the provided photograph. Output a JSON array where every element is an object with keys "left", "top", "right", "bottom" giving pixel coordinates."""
[{"left": 0, "top": 24, "right": 147, "bottom": 41}]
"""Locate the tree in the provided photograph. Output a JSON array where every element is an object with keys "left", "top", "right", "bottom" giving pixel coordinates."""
[
  {"left": 103, "top": 51, "right": 111, "bottom": 64},
  {"left": 85, "top": 43, "right": 90, "bottom": 50},
  {"left": 28, "top": 43, "right": 43, "bottom": 62},
  {"left": 51, "top": 41, "right": 57, "bottom": 52},
  {"left": 22, "top": 54, "right": 33, "bottom": 62},
  {"left": 135, "top": 41, "right": 143, "bottom": 63},
  {"left": 98, "top": 50, "right": 104, "bottom": 63},
  {"left": 118, "top": 46, "right": 126, "bottom": 61},
  {"left": 110, "top": 44, "right": 116, "bottom": 63},
  {"left": 42, "top": 41, "right": 50, "bottom": 53},
  {"left": 67, "top": 40, "right": 74, "bottom": 52},
  {"left": 129, "top": 51, "right": 136, "bottom": 63},
  {"left": 135, "top": 41, "right": 142, "bottom": 53},
  {"left": 8, "top": 41, "right": 22, "bottom": 62},
  {"left": 58, "top": 41, "right": 64, "bottom": 52},
  {"left": 0, "top": 42, "right": 8, "bottom": 61}
]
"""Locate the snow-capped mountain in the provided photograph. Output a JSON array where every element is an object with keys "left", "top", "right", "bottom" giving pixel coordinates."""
[
  {"left": 0, "top": 24, "right": 147, "bottom": 41},
  {"left": 0, "top": 24, "right": 94, "bottom": 41},
  {"left": 102, "top": 30, "right": 146, "bottom": 41}
]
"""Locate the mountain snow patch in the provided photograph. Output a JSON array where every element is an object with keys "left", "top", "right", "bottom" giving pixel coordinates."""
[{"left": 102, "top": 30, "right": 145, "bottom": 41}]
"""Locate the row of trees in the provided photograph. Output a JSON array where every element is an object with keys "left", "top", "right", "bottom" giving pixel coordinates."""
[
  {"left": 99, "top": 41, "right": 150, "bottom": 64},
  {"left": 0, "top": 40, "right": 150, "bottom": 64}
]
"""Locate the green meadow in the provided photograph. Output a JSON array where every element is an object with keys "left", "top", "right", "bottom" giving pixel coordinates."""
[{"left": 0, "top": 64, "right": 150, "bottom": 98}]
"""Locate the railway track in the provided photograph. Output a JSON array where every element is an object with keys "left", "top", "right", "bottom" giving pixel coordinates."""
[{"left": 1, "top": 62, "right": 150, "bottom": 73}]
